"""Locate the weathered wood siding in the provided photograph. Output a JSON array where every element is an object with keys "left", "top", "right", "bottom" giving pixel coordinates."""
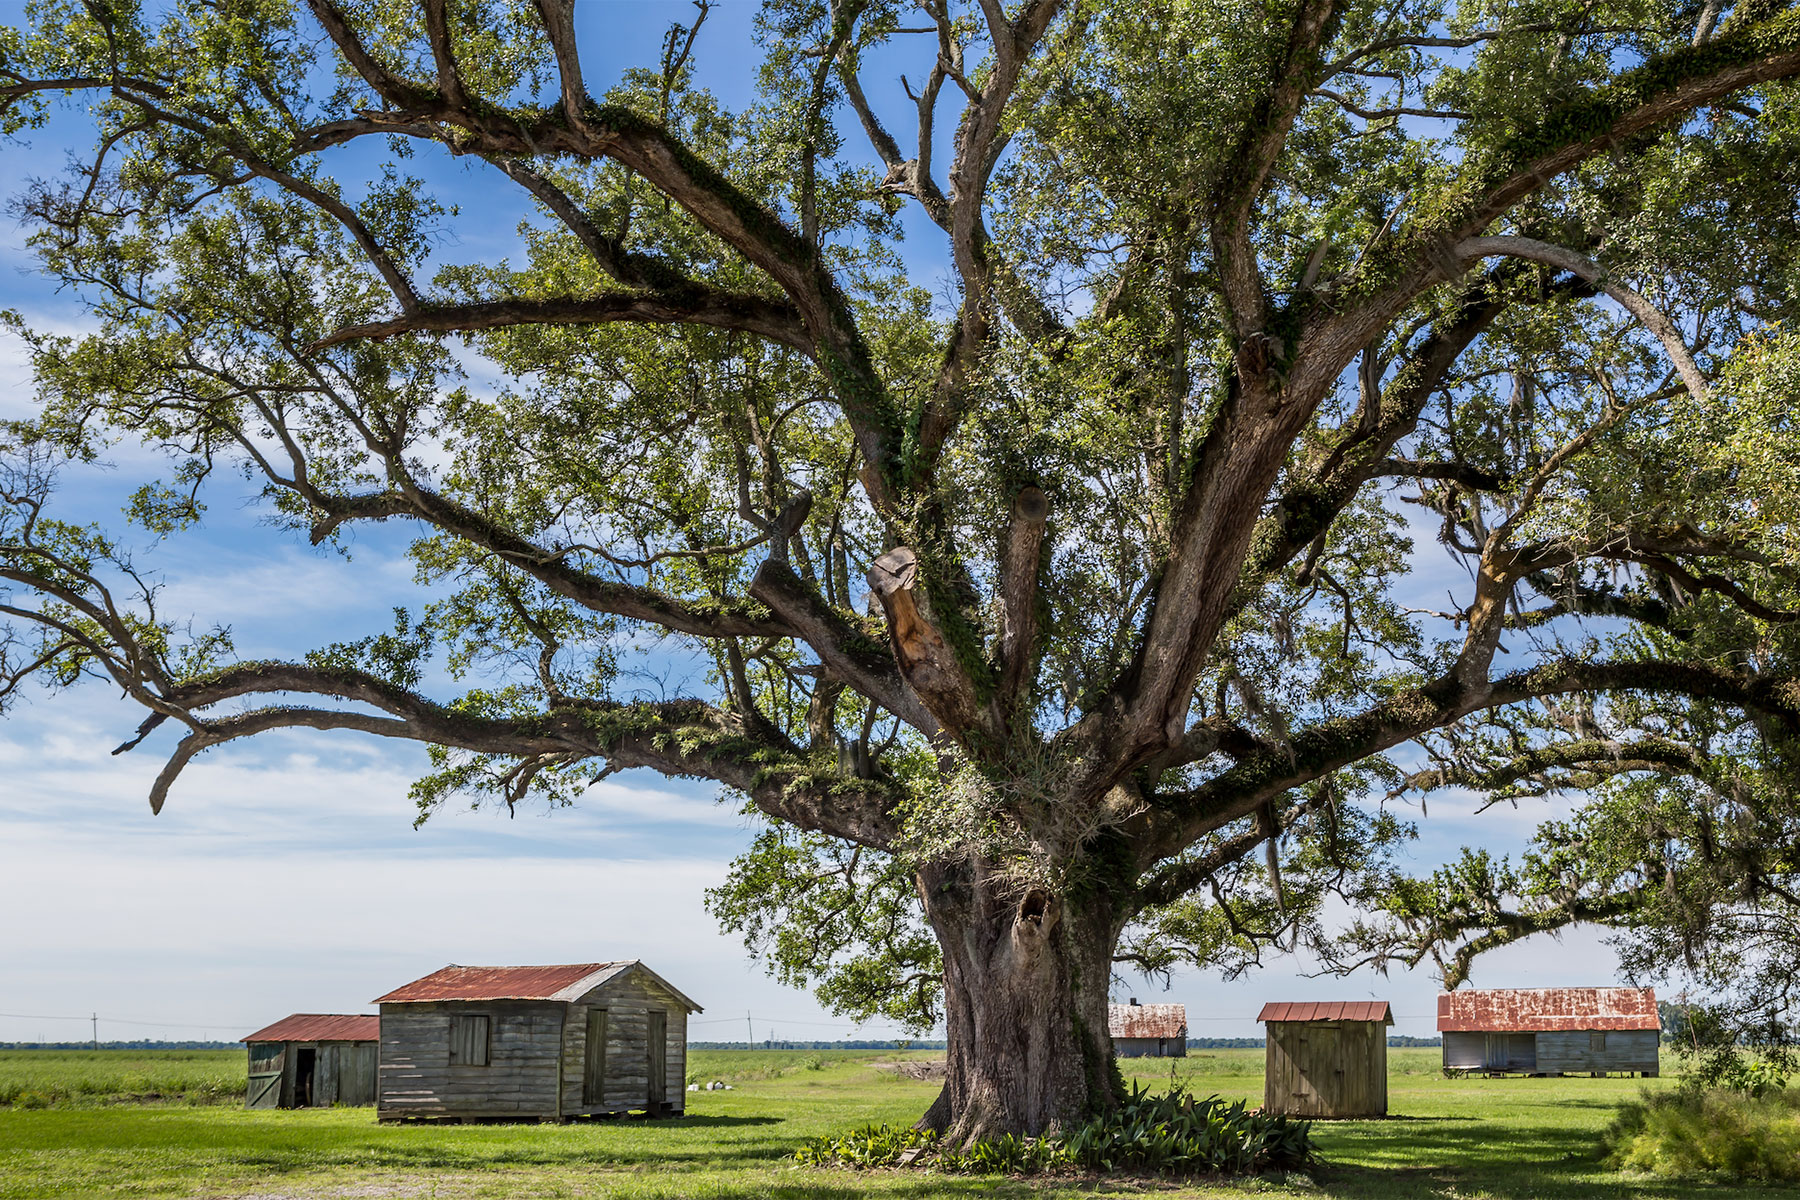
[
  {"left": 248, "top": 1041, "right": 376, "bottom": 1108},
  {"left": 378, "top": 1002, "right": 564, "bottom": 1119},
  {"left": 1447, "top": 1031, "right": 1537, "bottom": 1072},
  {"left": 1442, "top": 1030, "right": 1485, "bottom": 1070},
  {"left": 1114, "top": 1036, "right": 1185, "bottom": 1058},
  {"left": 322, "top": 1042, "right": 378, "bottom": 1105},
  {"left": 558, "top": 969, "right": 690, "bottom": 1116},
  {"left": 1536, "top": 1029, "right": 1659, "bottom": 1075},
  {"left": 1263, "top": 1020, "right": 1387, "bottom": 1118},
  {"left": 1442, "top": 1029, "right": 1657, "bottom": 1075}
]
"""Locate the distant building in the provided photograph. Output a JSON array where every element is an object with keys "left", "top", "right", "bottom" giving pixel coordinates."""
[
  {"left": 373, "top": 961, "right": 701, "bottom": 1122},
  {"left": 1109, "top": 999, "right": 1187, "bottom": 1057},
  {"left": 242, "top": 1013, "right": 380, "bottom": 1109},
  {"left": 1438, "top": 987, "right": 1660, "bottom": 1077},
  {"left": 1257, "top": 1001, "right": 1392, "bottom": 1118}
]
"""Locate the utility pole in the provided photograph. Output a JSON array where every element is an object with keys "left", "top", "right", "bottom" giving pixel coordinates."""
[
  {"left": 91, "top": 1013, "right": 97, "bottom": 1050},
  {"left": 746, "top": 1011, "right": 753, "bottom": 1048}
]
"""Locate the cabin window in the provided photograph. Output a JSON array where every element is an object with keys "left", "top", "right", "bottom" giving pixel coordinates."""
[
  {"left": 451, "top": 1014, "right": 491, "bottom": 1066},
  {"left": 1590, "top": 1031, "right": 1608, "bottom": 1052}
]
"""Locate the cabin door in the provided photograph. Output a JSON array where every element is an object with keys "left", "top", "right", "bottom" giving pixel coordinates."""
[
  {"left": 582, "top": 1009, "right": 608, "bottom": 1107},
  {"left": 647, "top": 1011, "right": 668, "bottom": 1112},
  {"left": 246, "top": 1044, "right": 283, "bottom": 1108}
]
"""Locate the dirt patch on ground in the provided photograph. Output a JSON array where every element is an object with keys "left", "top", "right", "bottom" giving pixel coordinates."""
[{"left": 874, "top": 1059, "right": 948, "bottom": 1082}]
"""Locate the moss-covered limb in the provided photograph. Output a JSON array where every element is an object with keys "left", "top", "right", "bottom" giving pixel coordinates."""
[
  {"left": 301, "top": 0, "right": 440, "bottom": 111},
  {"left": 306, "top": 487, "right": 790, "bottom": 641},
  {"left": 1132, "top": 785, "right": 1336, "bottom": 909},
  {"left": 1208, "top": 0, "right": 1343, "bottom": 335},
  {"left": 1224, "top": 276, "right": 1517, "bottom": 622},
  {"left": 134, "top": 657, "right": 903, "bottom": 842},
  {"left": 1302, "top": 6, "right": 1800, "bottom": 369},
  {"left": 864, "top": 547, "right": 1000, "bottom": 747},
  {"left": 1395, "top": 737, "right": 1705, "bottom": 799},
  {"left": 310, "top": 292, "right": 814, "bottom": 354},
  {"left": 1137, "top": 658, "right": 1800, "bottom": 866},
  {"left": 288, "top": 0, "right": 906, "bottom": 499},
  {"left": 749, "top": 559, "right": 938, "bottom": 735},
  {"left": 1515, "top": 571, "right": 1678, "bottom": 632},
  {"left": 908, "top": 0, "right": 1071, "bottom": 489},
  {"left": 1391, "top": 890, "right": 1643, "bottom": 989}
]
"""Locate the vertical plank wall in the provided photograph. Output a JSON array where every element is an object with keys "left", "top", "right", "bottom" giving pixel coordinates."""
[
  {"left": 1535, "top": 1029, "right": 1659, "bottom": 1075},
  {"left": 1264, "top": 1020, "right": 1387, "bottom": 1117},
  {"left": 378, "top": 1002, "right": 565, "bottom": 1119},
  {"left": 558, "top": 971, "right": 690, "bottom": 1116}
]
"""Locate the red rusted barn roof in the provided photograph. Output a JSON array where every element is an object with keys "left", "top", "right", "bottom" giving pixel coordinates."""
[
  {"left": 374, "top": 961, "right": 703, "bottom": 1011},
  {"left": 1109, "top": 1003, "right": 1187, "bottom": 1039},
  {"left": 374, "top": 963, "right": 627, "bottom": 1003},
  {"left": 1437, "top": 987, "right": 1659, "bottom": 1032},
  {"left": 242, "top": 1014, "right": 379, "bottom": 1043},
  {"left": 1257, "top": 1001, "right": 1392, "bottom": 1024}
]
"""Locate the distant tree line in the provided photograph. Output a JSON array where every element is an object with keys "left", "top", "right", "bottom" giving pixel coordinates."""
[
  {"left": 693, "top": 1040, "right": 951, "bottom": 1051},
  {"left": 1186, "top": 1036, "right": 1443, "bottom": 1049},
  {"left": 0, "top": 1041, "right": 235, "bottom": 1050}
]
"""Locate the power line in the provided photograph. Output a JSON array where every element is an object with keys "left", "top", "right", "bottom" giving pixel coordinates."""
[{"left": 0, "top": 1011, "right": 258, "bottom": 1031}]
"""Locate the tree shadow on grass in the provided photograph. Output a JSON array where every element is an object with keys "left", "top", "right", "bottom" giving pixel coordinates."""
[
  {"left": 1305, "top": 1119, "right": 1800, "bottom": 1199},
  {"left": 602, "top": 1115, "right": 785, "bottom": 1128}
]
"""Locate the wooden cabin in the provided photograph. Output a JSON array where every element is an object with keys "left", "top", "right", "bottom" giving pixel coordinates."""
[
  {"left": 1438, "top": 987, "right": 1659, "bottom": 1077},
  {"left": 1109, "top": 999, "right": 1187, "bottom": 1057},
  {"left": 373, "top": 960, "right": 701, "bottom": 1122},
  {"left": 242, "top": 1014, "right": 380, "bottom": 1108},
  {"left": 1258, "top": 1001, "right": 1391, "bottom": 1118}
]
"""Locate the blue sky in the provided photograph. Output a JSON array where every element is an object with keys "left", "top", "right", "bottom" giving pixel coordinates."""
[{"left": 0, "top": 0, "right": 1632, "bottom": 1047}]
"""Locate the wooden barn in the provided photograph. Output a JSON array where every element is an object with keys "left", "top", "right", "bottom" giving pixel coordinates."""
[
  {"left": 373, "top": 961, "right": 701, "bottom": 1122},
  {"left": 1258, "top": 1001, "right": 1392, "bottom": 1118},
  {"left": 1109, "top": 998, "right": 1187, "bottom": 1057},
  {"left": 242, "top": 1014, "right": 380, "bottom": 1109},
  {"left": 1438, "top": 987, "right": 1660, "bottom": 1077}
]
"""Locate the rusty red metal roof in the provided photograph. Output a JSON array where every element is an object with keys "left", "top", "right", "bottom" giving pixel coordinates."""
[
  {"left": 374, "top": 963, "right": 627, "bottom": 1003},
  {"left": 1257, "top": 1001, "right": 1393, "bottom": 1024},
  {"left": 1109, "top": 1003, "right": 1187, "bottom": 1039},
  {"left": 1437, "top": 987, "right": 1659, "bottom": 1032},
  {"left": 242, "top": 1014, "right": 379, "bottom": 1043}
]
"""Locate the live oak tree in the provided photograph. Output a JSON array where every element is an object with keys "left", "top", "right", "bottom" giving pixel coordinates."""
[{"left": 5, "top": 0, "right": 1800, "bottom": 1141}]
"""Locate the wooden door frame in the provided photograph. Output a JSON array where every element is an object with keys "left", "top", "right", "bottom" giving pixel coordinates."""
[{"left": 647, "top": 1010, "right": 667, "bottom": 1115}]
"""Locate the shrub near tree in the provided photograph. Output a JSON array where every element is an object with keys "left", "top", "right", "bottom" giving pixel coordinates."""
[{"left": 5, "top": 0, "right": 1800, "bottom": 1146}]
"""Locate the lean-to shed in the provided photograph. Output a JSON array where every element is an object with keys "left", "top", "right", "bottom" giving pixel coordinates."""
[
  {"left": 373, "top": 961, "right": 701, "bottom": 1122},
  {"left": 242, "top": 1014, "right": 380, "bottom": 1109},
  {"left": 1257, "top": 1001, "right": 1392, "bottom": 1118},
  {"left": 1438, "top": 987, "right": 1659, "bottom": 1077},
  {"left": 1109, "top": 999, "right": 1187, "bottom": 1057}
]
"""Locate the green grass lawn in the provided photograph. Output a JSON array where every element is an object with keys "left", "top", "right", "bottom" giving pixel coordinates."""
[{"left": 0, "top": 1047, "right": 1791, "bottom": 1199}]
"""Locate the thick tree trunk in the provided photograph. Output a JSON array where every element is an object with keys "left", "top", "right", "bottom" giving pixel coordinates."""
[{"left": 914, "top": 862, "right": 1124, "bottom": 1144}]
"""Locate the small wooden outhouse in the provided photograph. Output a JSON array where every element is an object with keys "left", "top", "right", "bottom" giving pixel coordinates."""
[
  {"left": 1438, "top": 987, "right": 1659, "bottom": 1076},
  {"left": 1258, "top": 1001, "right": 1391, "bottom": 1118},
  {"left": 1109, "top": 999, "right": 1188, "bottom": 1057},
  {"left": 374, "top": 960, "right": 701, "bottom": 1122},
  {"left": 242, "top": 1014, "right": 380, "bottom": 1108}
]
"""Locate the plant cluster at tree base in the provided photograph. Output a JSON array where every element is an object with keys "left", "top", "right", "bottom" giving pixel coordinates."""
[{"left": 793, "top": 1085, "right": 1317, "bottom": 1176}]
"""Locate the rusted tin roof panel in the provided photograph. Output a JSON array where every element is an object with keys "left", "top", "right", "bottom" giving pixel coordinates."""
[
  {"left": 242, "top": 1013, "right": 380, "bottom": 1043},
  {"left": 374, "top": 962, "right": 627, "bottom": 1003},
  {"left": 1437, "top": 987, "right": 1659, "bottom": 1031},
  {"left": 1109, "top": 1003, "right": 1187, "bottom": 1039},
  {"left": 1257, "top": 1001, "right": 1392, "bottom": 1024}
]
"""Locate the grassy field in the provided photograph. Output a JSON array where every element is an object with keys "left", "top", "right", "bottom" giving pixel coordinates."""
[
  {"left": 0, "top": 1046, "right": 1793, "bottom": 1199},
  {"left": 0, "top": 1050, "right": 241, "bottom": 1108}
]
